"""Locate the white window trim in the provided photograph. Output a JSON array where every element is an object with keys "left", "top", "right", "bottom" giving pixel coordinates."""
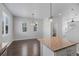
[
  {"left": 21, "top": 22, "right": 27, "bottom": 32},
  {"left": 2, "top": 11, "right": 9, "bottom": 37}
]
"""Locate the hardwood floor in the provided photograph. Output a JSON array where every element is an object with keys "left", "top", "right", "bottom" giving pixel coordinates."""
[{"left": 7, "top": 39, "right": 40, "bottom": 56}]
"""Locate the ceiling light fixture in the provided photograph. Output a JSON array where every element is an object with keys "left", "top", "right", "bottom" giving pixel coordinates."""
[
  {"left": 31, "top": 13, "right": 35, "bottom": 26},
  {"left": 49, "top": 3, "right": 53, "bottom": 22},
  {"left": 71, "top": 8, "right": 75, "bottom": 22}
]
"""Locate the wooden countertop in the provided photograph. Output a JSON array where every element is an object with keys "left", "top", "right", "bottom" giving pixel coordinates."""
[
  {"left": 38, "top": 36, "right": 78, "bottom": 52},
  {"left": 0, "top": 42, "right": 8, "bottom": 55}
]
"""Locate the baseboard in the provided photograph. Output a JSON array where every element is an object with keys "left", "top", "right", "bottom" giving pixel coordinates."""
[
  {"left": 14, "top": 38, "right": 38, "bottom": 41},
  {"left": 7, "top": 40, "right": 13, "bottom": 47}
]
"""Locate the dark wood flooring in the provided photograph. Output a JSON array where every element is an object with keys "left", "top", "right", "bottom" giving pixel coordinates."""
[{"left": 7, "top": 39, "right": 40, "bottom": 56}]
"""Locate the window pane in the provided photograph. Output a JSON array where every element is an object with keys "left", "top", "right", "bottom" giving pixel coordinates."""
[
  {"left": 6, "top": 17, "right": 8, "bottom": 25},
  {"left": 23, "top": 27, "right": 27, "bottom": 32},
  {"left": 5, "top": 25, "right": 8, "bottom": 34},
  {"left": 34, "top": 24, "right": 37, "bottom": 31},
  {"left": 2, "top": 11, "right": 9, "bottom": 35},
  {"left": 22, "top": 23, "right": 27, "bottom": 32}
]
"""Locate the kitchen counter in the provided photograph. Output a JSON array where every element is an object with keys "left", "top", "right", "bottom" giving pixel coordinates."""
[
  {"left": 0, "top": 42, "right": 9, "bottom": 55},
  {"left": 38, "top": 36, "right": 78, "bottom": 52}
]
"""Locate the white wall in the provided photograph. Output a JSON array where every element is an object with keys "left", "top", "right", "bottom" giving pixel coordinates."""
[
  {"left": 43, "top": 17, "right": 62, "bottom": 38},
  {"left": 46, "top": 4, "right": 79, "bottom": 39},
  {"left": 0, "top": 4, "right": 13, "bottom": 43},
  {"left": 64, "top": 21, "right": 79, "bottom": 42},
  {"left": 43, "top": 18, "right": 54, "bottom": 37},
  {"left": 0, "top": 4, "right": 2, "bottom": 44},
  {"left": 13, "top": 16, "right": 43, "bottom": 40},
  {"left": 60, "top": 4, "right": 79, "bottom": 41}
]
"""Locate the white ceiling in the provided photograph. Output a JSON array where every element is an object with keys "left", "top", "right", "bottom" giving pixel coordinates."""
[
  {"left": 4, "top": 3, "right": 79, "bottom": 19},
  {"left": 4, "top": 3, "right": 50, "bottom": 19}
]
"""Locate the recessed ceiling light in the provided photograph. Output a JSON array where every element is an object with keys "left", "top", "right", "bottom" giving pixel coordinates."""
[
  {"left": 58, "top": 13, "right": 62, "bottom": 16},
  {"left": 49, "top": 18, "right": 53, "bottom": 22}
]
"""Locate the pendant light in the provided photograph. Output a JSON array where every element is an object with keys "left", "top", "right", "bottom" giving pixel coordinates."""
[
  {"left": 49, "top": 3, "right": 53, "bottom": 22},
  {"left": 32, "top": 13, "right": 35, "bottom": 26},
  {"left": 71, "top": 18, "right": 74, "bottom": 22},
  {"left": 71, "top": 8, "right": 75, "bottom": 22}
]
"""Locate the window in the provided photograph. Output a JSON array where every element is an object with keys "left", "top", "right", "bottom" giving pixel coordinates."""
[
  {"left": 34, "top": 23, "right": 38, "bottom": 31},
  {"left": 22, "top": 23, "right": 27, "bottom": 32},
  {"left": 5, "top": 17, "right": 8, "bottom": 34},
  {"left": 2, "top": 12, "right": 9, "bottom": 35},
  {"left": 5, "top": 25, "right": 8, "bottom": 34}
]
